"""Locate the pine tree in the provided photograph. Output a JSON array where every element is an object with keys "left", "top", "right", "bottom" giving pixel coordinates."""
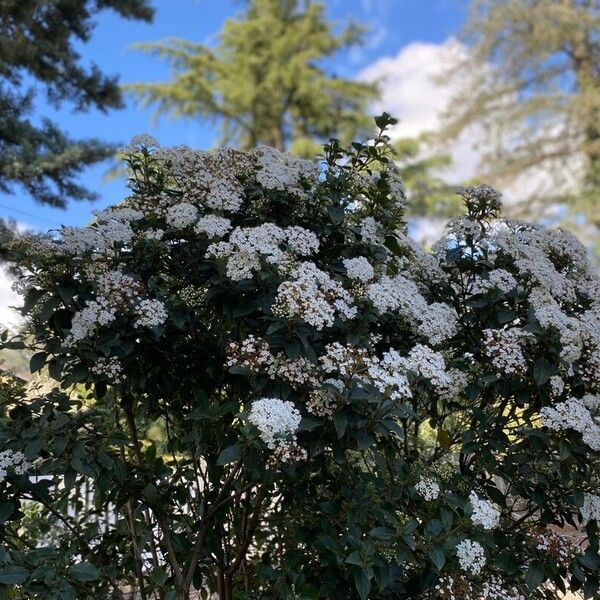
[
  {"left": 127, "top": 0, "right": 377, "bottom": 156},
  {"left": 439, "top": 0, "right": 600, "bottom": 225},
  {"left": 0, "top": 0, "right": 154, "bottom": 209}
]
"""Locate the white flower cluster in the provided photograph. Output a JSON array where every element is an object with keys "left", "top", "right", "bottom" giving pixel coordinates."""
[
  {"left": 207, "top": 224, "right": 319, "bottom": 281},
  {"left": 154, "top": 146, "right": 250, "bottom": 213},
  {"left": 480, "top": 577, "right": 525, "bottom": 600},
  {"left": 472, "top": 269, "right": 517, "bottom": 295},
  {"left": 580, "top": 492, "right": 600, "bottom": 524},
  {"left": 367, "top": 276, "right": 457, "bottom": 345},
  {"left": 227, "top": 337, "right": 317, "bottom": 387},
  {"left": 252, "top": 145, "right": 317, "bottom": 197},
  {"left": 144, "top": 228, "right": 165, "bottom": 241},
  {"left": 359, "top": 217, "right": 381, "bottom": 244},
  {"left": 306, "top": 384, "right": 340, "bottom": 417},
  {"left": 414, "top": 476, "right": 440, "bottom": 501},
  {"left": 66, "top": 271, "right": 168, "bottom": 345},
  {"left": 273, "top": 262, "right": 356, "bottom": 329},
  {"left": 548, "top": 375, "right": 565, "bottom": 398},
  {"left": 93, "top": 206, "right": 144, "bottom": 223},
  {"left": 532, "top": 527, "right": 580, "bottom": 568},
  {"left": 469, "top": 491, "right": 500, "bottom": 530},
  {"left": 134, "top": 299, "right": 168, "bottom": 329},
  {"left": 367, "top": 274, "right": 423, "bottom": 315},
  {"left": 418, "top": 303, "right": 458, "bottom": 346},
  {"left": 59, "top": 221, "right": 134, "bottom": 255},
  {"left": 226, "top": 335, "right": 274, "bottom": 372},
  {"left": 448, "top": 216, "right": 483, "bottom": 241},
  {"left": 540, "top": 397, "right": 600, "bottom": 451},
  {"left": 319, "top": 343, "right": 367, "bottom": 377},
  {"left": 343, "top": 257, "right": 374, "bottom": 282},
  {"left": 364, "top": 349, "right": 412, "bottom": 401},
  {"left": 456, "top": 539, "right": 486, "bottom": 575},
  {"left": 529, "top": 289, "right": 582, "bottom": 362},
  {"left": 248, "top": 398, "right": 302, "bottom": 449},
  {"left": 194, "top": 215, "right": 232, "bottom": 238},
  {"left": 482, "top": 328, "right": 527, "bottom": 376},
  {"left": 66, "top": 299, "right": 117, "bottom": 345},
  {"left": 0, "top": 450, "right": 30, "bottom": 483},
  {"left": 405, "top": 344, "right": 467, "bottom": 401},
  {"left": 90, "top": 356, "right": 124, "bottom": 384},
  {"left": 165, "top": 202, "right": 198, "bottom": 228}
]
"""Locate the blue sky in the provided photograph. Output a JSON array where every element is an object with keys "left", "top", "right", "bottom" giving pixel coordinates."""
[{"left": 1, "top": 0, "right": 469, "bottom": 231}]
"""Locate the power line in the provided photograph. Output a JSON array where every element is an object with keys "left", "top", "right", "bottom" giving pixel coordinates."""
[{"left": 0, "top": 203, "right": 62, "bottom": 227}]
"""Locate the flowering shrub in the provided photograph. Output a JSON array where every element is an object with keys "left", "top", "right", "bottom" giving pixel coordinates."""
[{"left": 1, "top": 115, "right": 600, "bottom": 599}]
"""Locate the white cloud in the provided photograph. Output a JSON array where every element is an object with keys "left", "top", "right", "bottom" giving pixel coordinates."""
[
  {"left": 358, "top": 39, "right": 481, "bottom": 183},
  {"left": 0, "top": 265, "right": 22, "bottom": 332},
  {"left": 357, "top": 39, "right": 582, "bottom": 212}
]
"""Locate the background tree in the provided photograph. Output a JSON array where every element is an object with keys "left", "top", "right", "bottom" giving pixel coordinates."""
[
  {"left": 0, "top": 0, "right": 154, "bottom": 211},
  {"left": 127, "top": 0, "right": 377, "bottom": 156},
  {"left": 439, "top": 0, "right": 600, "bottom": 231},
  {"left": 393, "top": 137, "right": 464, "bottom": 224}
]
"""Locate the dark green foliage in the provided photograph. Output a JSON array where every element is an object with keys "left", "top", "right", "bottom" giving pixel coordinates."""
[{"left": 0, "top": 0, "right": 154, "bottom": 208}]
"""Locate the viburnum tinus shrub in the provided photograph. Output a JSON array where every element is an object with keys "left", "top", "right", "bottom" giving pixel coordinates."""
[{"left": 1, "top": 114, "right": 599, "bottom": 599}]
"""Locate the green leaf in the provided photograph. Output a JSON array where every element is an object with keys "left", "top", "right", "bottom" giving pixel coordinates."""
[
  {"left": 428, "top": 546, "right": 446, "bottom": 570},
  {"left": 345, "top": 551, "right": 363, "bottom": 566},
  {"left": 30, "top": 352, "right": 48, "bottom": 373},
  {"left": 332, "top": 412, "right": 348, "bottom": 438},
  {"left": 69, "top": 562, "right": 100, "bottom": 582},
  {"left": 525, "top": 561, "right": 545, "bottom": 589},
  {"left": 425, "top": 518, "right": 443, "bottom": 536},
  {"left": 217, "top": 443, "right": 241, "bottom": 466},
  {"left": 0, "top": 500, "right": 15, "bottom": 524},
  {"left": 299, "top": 584, "right": 319, "bottom": 600},
  {"left": 0, "top": 565, "right": 29, "bottom": 585},
  {"left": 354, "top": 569, "right": 371, "bottom": 600},
  {"left": 369, "top": 526, "right": 395, "bottom": 543},
  {"left": 327, "top": 205, "right": 345, "bottom": 224},
  {"left": 533, "top": 357, "right": 554, "bottom": 386}
]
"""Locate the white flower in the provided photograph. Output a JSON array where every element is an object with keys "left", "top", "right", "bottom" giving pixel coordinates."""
[
  {"left": 482, "top": 328, "right": 527, "bottom": 376},
  {"left": 540, "top": 397, "right": 600, "bottom": 451},
  {"left": 195, "top": 215, "right": 232, "bottom": 238},
  {"left": 135, "top": 299, "right": 168, "bottom": 328},
  {"left": 66, "top": 299, "right": 116, "bottom": 345},
  {"left": 359, "top": 217, "right": 381, "bottom": 244},
  {"left": 248, "top": 398, "right": 302, "bottom": 449},
  {"left": 472, "top": 269, "right": 517, "bottom": 295},
  {"left": 91, "top": 357, "right": 124, "bottom": 384},
  {"left": 343, "top": 257, "right": 374, "bottom": 282},
  {"left": 580, "top": 493, "right": 600, "bottom": 524},
  {"left": 0, "top": 450, "right": 31, "bottom": 483},
  {"left": 367, "top": 274, "right": 427, "bottom": 317},
  {"left": 456, "top": 539, "right": 486, "bottom": 575},
  {"left": 364, "top": 349, "right": 412, "bottom": 401},
  {"left": 414, "top": 477, "right": 440, "bottom": 501},
  {"left": 469, "top": 491, "right": 500, "bottom": 530},
  {"left": 165, "top": 202, "right": 198, "bottom": 228},
  {"left": 252, "top": 145, "right": 317, "bottom": 197},
  {"left": 418, "top": 303, "right": 458, "bottom": 345},
  {"left": 285, "top": 226, "right": 320, "bottom": 256},
  {"left": 273, "top": 262, "right": 356, "bottom": 330}
]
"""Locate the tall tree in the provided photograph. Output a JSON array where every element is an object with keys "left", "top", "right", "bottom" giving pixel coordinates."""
[
  {"left": 128, "top": 0, "right": 377, "bottom": 155},
  {"left": 0, "top": 0, "right": 154, "bottom": 209},
  {"left": 439, "top": 0, "right": 600, "bottom": 224}
]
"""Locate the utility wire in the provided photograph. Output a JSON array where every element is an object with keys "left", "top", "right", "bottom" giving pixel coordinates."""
[{"left": 0, "top": 203, "right": 62, "bottom": 227}]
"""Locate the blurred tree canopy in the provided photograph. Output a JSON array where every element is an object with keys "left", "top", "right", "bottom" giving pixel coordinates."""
[
  {"left": 0, "top": 0, "right": 154, "bottom": 209},
  {"left": 127, "top": 0, "right": 377, "bottom": 156},
  {"left": 393, "top": 137, "right": 463, "bottom": 221},
  {"left": 440, "top": 0, "right": 600, "bottom": 230}
]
